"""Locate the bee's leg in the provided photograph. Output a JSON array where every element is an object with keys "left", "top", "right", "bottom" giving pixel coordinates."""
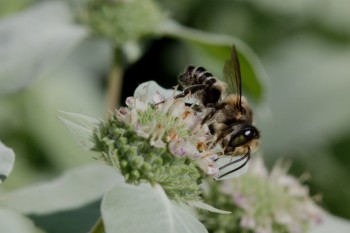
[
  {"left": 206, "top": 124, "right": 234, "bottom": 151},
  {"left": 207, "top": 133, "right": 220, "bottom": 150},
  {"left": 154, "top": 100, "right": 165, "bottom": 106},
  {"left": 184, "top": 103, "right": 205, "bottom": 112},
  {"left": 213, "top": 151, "right": 224, "bottom": 162},
  {"left": 201, "top": 107, "right": 217, "bottom": 125},
  {"left": 174, "top": 84, "right": 207, "bottom": 99},
  {"left": 217, "top": 148, "right": 251, "bottom": 179},
  {"left": 192, "top": 104, "right": 204, "bottom": 112}
]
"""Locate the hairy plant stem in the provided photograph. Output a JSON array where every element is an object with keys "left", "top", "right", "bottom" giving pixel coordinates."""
[
  {"left": 107, "top": 48, "right": 123, "bottom": 116},
  {"left": 89, "top": 217, "right": 105, "bottom": 233}
]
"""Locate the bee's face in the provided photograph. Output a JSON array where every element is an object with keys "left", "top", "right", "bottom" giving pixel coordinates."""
[{"left": 222, "top": 125, "right": 260, "bottom": 156}]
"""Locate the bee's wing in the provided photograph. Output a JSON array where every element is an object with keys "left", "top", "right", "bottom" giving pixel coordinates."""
[
  {"left": 214, "top": 155, "right": 249, "bottom": 180},
  {"left": 223, "top": 45, "right": 242, "bottom": 108}
]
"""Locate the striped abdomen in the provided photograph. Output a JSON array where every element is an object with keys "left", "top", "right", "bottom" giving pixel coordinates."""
[{"left": 178, "top": 66, "right": 217, "bottom": 88}]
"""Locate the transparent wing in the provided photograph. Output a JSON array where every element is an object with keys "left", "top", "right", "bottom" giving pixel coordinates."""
[{"left": 223, "top": 45, "right": 242, "bottom": 108}]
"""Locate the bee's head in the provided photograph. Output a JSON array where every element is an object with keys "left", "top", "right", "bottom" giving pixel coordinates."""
[{"left": 222, "top": 124, "right": 260, "bottom": 155}]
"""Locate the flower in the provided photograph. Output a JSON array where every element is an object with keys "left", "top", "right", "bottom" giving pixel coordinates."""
[
  {"left": 92, "top": 81, "right": 220, "bottom": 201},
  {"left": 83, "top": 0, "right": 166, "bottom": 46},
  {"left": 199, "top": 156, "right": 324, "bottom": 233}
]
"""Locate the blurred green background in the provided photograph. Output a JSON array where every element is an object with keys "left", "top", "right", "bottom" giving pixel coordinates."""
[{"left": 1, "top": 0, "right": 350, "bottom": 223}]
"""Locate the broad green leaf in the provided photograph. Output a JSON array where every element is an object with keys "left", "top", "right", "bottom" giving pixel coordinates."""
[
  {"left": 1, "top": 163, "right": 119, "bottom": 215},
  {"left": 0, "top": 0, "right": 33, "bottom": 18},
  {"left": 102, "top": 183, "right": 208, "bottom": 233},
  {"left": 0, "top": 1, "right": 87, "bottom": 94},
  {"left": 246, "top": 0, "right": 306, "bottom": 16},
  {"left": 259, "top": 35, "right": 350, "bottom": 156},
  {"left": 4, "top": 38, "right": 110, "bottom": 184},
  {"left": 188, "top": 201, "right": 231, "bottom": 214},
  {"left": 57, "top": 111, "right": 100, "bottom": 130},
  {"left": 57, "top": 111, "right": 99, "bottom": 150},
  {"left": 247, "top": 0, "right": 350, "bottom": 36},
  {"left": 309, "top": 213, "right": 350, "bottom": 233},
  {"left": 0, "top": 208, "right": 45, "bottom": 233},
  {"left": 0, "top": 141, "right": 15, "bottom": 183},
  {"left": 28, "top": 200, "right": 101, "bottom": 233},
  {"left": 257, "top": 34, "right": 350, "bottom": 220},
  {"left": 158, "top": 20, "right": 267, "bottom": 102}
]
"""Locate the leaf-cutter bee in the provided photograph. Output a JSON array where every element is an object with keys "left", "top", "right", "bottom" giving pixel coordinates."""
[{"left": 174, "top": 45, "right": 260, "bottom": 179}]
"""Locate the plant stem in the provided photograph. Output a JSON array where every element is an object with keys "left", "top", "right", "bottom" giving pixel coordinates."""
[
  {"left": 107, "top": 48, "right": 123, "bottom": 116},
  {"left": 157, "top": 19, "right": 242, "bottom": 47},
  {"left": 89, "top": 217, "right": 105, "bottom": 233}
]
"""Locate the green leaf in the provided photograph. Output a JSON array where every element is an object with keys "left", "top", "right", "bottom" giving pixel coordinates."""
[
  {"left": 187, "top": 201, "right": 231, "bottom": 214},
  {"left": 102, "top": 183, "right": 208, "bottom": 233},
  {"left": 259, "top": 35, "right": 350, "bottom": 155},
  {"left": 0, "top": 208, "right": 45, "bottom": 233},
  {"left": 0, "top": 141, "right": 15, "bottom": 183},
  {"left": 0, "top": 1, "right": 87, "bottom": 94},
  {"left": 158, "top": 20, "right": 267, "bottom": 102},
  {"left": 28, "top": 200, "right": 101, "bottom": 233},
  {"left": 1, "top": 163, "right": 119, "bottom": 215},
  {"left": 310, "top": 213, "right": 350, "bottom": 233},
  {"left": 0, "top": 0, "right": 33, "bottom": 18},
  {"left": 248, "top": 0, "right": 350, "bottom": 36},
  {"left": 57, "top": 111, "right": 100, "bottom": 150}
]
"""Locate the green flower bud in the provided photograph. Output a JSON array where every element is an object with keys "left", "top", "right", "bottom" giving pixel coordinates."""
[
  {"left": 82, "top": 0, "right": 166, "bottom": 46},
  {"left": 130, "top": 156, "right": 144, "bottom": 169},
  {"left": 120, "top": 160, "right": 128, "bottom": 168}
]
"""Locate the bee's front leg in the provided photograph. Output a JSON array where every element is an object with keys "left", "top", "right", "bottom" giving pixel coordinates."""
[
  {"left": 174, "top": 84, "right": 207, "bottom": 99},
  {"left": 201, "top": 107, "right": 217, "bottom": 125}
]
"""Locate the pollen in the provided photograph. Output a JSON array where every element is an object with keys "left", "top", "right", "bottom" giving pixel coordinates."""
[
  {"left": 196, "top": 140, "right": 208, "bottom": 151},
  {"left": 156, "top": 122, "right": 163, "bottom": 129},
  {"left": 166, "top": 128, "right": 179, "bottom": 142},
  {"left": 182, "top": 110, "right": 192, "bottom": 119}
]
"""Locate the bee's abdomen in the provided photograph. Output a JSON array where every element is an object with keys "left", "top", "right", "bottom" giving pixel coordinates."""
[{"left": 179, "top": 66, "right": 216, "bottom": 87}]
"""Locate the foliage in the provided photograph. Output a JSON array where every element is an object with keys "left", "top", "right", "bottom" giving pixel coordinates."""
[
  {"left": 1, "top": 0, "right": 350, "bottom": 232},
  {"left": 0, "top": 141, "right": 15, "bottom": 183}
]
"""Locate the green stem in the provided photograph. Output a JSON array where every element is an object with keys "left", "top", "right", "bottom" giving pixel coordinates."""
[
  {"left": 157, "top": 19, "right": 245, "bottom": 47},
  {"left": 89, "top": 217, "right": 105, "bottom": 233},
  {"left": 107, "top": 48, "right": 123, "bottom": 116}
]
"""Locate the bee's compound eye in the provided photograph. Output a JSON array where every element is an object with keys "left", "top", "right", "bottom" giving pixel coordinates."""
[
  {"left": 229, "top": 126, "right": 259, "bottom": 148},
  {"left": 244, "top": 130, "right": 252, "bottom": 136},
  {"left": 229, "top": 134, "right": 247, "bottom": 147},
  {"left": 243, "top": 127, "right": 259, "bottom": 140}
]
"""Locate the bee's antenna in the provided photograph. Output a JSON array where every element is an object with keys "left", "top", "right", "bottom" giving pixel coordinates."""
[{"left": 217, "top": 147, "right": 250, "bottom": 179}]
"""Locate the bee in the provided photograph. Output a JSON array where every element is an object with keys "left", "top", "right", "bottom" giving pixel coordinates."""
[{"left": 174, "top": 45, "right": 260, "bottom": 179}]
